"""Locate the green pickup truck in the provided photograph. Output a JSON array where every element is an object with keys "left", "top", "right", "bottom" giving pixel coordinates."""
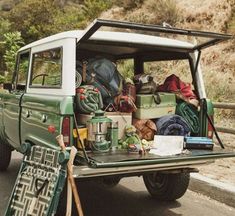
[{"left": 0, "top": 19, "right": 234, "bottom": 202}]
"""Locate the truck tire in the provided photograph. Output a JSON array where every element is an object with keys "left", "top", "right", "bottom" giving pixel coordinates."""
[
  {"left": 0, "top": 142, "right": 12, "bottom": 171},
  {"left": 101, "top": 176, "right": 121, "bottom": 188},
  {"left": 143, "top": 172, "right": 190, "bottom": 201}
]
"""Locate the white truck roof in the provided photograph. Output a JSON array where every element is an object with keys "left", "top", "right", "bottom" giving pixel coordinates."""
[{"left": 19, "top": 30, "right": 194, "bottom": 52}]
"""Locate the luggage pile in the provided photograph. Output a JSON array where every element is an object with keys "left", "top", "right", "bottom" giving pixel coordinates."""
[{"left": 74, "top": 57, "right": 206, "bottom": 154}]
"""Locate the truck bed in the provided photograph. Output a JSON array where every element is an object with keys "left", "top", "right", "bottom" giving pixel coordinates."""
[{"left": 73, "top": 147, "right": 235, "bottom": 178}]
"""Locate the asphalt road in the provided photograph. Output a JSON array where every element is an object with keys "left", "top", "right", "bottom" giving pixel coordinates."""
[{"left": 1, "top": 151, "right": 235, "bottom": 216}]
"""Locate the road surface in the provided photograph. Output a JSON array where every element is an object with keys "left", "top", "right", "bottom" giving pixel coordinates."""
[{"left": 1, "top": 151, "right": 235, "bottom": 216}]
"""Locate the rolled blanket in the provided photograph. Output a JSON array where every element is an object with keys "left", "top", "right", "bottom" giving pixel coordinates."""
[
  {"left": 176, "top": 102, "right": 200, "bottom": 134},
  {"left": 76, "top": 85, "right": 103, "bottom": 114},
  {"left": 156, "top": 114, "right": 190, "bottom": 136}
]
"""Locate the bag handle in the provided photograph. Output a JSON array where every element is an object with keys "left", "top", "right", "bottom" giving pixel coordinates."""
[{"left": 153, "top": 92, "right": 161, "bottom": 104}]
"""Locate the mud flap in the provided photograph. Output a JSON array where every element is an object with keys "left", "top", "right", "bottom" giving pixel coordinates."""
[{"left": 5, "top": 146, "right": 67, "bottom": 216}]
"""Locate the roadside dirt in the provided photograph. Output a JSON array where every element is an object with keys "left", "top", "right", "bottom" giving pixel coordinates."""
[{"left": 198, "top": 133, "right": 235, "bottom": 185}]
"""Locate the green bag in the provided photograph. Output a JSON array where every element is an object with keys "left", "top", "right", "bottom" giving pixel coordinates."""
[{"left": 176, "top": 101, "right": 200, "bottom": 134}]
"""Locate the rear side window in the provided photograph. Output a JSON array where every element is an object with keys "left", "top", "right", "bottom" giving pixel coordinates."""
[
  {"left": 30, "top": 47, "right": 62, "bottom": 88},
  {"left": 13, "top": 51, "right": 30, "bottom": 91}
]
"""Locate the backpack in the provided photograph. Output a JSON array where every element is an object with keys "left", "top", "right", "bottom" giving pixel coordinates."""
[{"left": 77, "top": 58, "right": 123, "bottom": 106}]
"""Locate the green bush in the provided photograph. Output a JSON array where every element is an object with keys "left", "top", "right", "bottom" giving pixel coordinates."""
[
  {"left": 52, "top": 4, "right": 86, "bottom": 32},
  {"left": 82, "top": 0, "right": 113, "bottom": 20},
  {"left": 8, "top": 0, "right": 60, "bottom": 42},
  {"left": 0, "top": 75, "right": 6, "bottom": 84},
  {"left": 3, "top": 32, "right": 24, "bottom": 81},
  {"left": 117, "top": 59, "right": 134, "bottom": 79}
]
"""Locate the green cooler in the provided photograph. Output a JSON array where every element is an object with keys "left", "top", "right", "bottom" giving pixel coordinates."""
[{"left": 134, "top": 93, "right": 176, "bottom": 119}]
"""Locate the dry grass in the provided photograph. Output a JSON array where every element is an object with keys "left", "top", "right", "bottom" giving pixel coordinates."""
[{"left": 101, "top": 0, "right": 181, "bottom": 26}]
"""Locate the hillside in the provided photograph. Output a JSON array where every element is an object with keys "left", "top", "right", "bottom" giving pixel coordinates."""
[{"left": 99, "top": 0, "right": 235, "bottom": 130}]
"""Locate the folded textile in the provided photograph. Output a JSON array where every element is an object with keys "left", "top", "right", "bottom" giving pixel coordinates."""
[
  {"left": 156, "top": 114, "right": 190, "bottom": 136},
  {"left": 157, "top": 74, "right": 198, "bottom": 107},
  {"left": 176, "top": 101, "right": 200, "bottom": 134},
  {"left": 75, "top": 85, "right": 103, "bottom": 114}
]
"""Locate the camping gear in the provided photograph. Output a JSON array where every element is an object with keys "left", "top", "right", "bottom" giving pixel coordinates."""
[
  {"left": 107, "top": 121, "right": 119, "bottom": 148},
  {"left": 78, "top": 112, "right": 132, "bottom": 140},
  {"left": 134, "top": 93, "right": 176, "bottom": 119},
  {"left": 132, "top": 119, "right": 157, "bottom": 141},
  {"left": 56, "top": 135, "right": 84, "bottom": 216},
  {"left": 5, "top": 145, "right": 68, "bottom": 216},
  {"left": 28, "top": 178, "right": 49, "bottom": 215},
  {"left": 116, "top": 79, "right": 137, "bottom": 113},
  {"left": 120, "top": 125, "right": 143, "bottom": 154},
  {"left": 87, "top": 110, "right": 112, "bottom": 153},
  {"left": 156, "top": 114, "right": 191, "bottom": 136},
  {"left": 76, "top": 71, "right": 82, "bottom": 88},
  {"left": 176, "top": 101, "right": 200, "bottom": 134},
  {"left": 118, "top": 95, "right": 137, "bottom": 113},
  {"left": 157, "top": 74, "right": 199, "bottom": 107},
  {"left": 75, "top": 85, "right": 103, "bottom": 114},
  {"left": 150, "top": 135, "right": 184, "bottom": 156},
  {"left": 73, "top": 127, "right": 88, "bottom": 149},
  {"left": 133, "top": 74, "right": 157, "bottom": 94},
  {"left": 184, "top": 137, "right": 214, "bottom": 150},
  {"left": 77, "top": 58, "right": 123, "bottom": 105}
]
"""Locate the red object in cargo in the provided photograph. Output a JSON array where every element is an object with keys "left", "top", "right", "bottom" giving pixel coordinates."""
[{"left": 157, "top": 74, "right": 197, "bottom": 100}]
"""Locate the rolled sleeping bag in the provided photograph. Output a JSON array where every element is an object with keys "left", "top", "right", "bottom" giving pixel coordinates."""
[
  {"left": 176, "top": 101, "right": 200, "bottom": 134},
  {"left": 156, "top": 114, "right": 190, "bottom": 136},
  {"left": 76, "top": 85, "right": 103, "bottom": 114}
]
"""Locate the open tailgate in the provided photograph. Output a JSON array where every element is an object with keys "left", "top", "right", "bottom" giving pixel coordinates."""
[{"left": 73, "top": 148, "right": 235, "bottom": 178}]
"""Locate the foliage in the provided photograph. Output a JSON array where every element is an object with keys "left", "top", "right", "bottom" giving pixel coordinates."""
[
  {"left": 117, "top": 59, "right": 134, "bottom": 79},
  {"left": 82, "top": 0, "right": 113, "bottom": 20},
  {"left": 0, "top": 17, "right": 11, "bottom": 73},
  {"left": 0, "top": 17, "right": 11, "bottom": 41},
  {"left": 3, "top": 32, "right": 24, "bottom": 81},
  {"left": 145, "top": 0, "right": 180, "bottom": 26},
  {"left": 0, "top": 74, "right": 6, "bottom": 83},
  {"left": 52, "top": 4, "right": 87, "bottom": 32},
  {"left": 121, "top": 0, "right": 144, "bottom": 10},
  {"left": 6, "top": 0, "right": 113, "bottom": 43},
  {"left": 7, "top": 0, "right": 60, "bottom": 42}
]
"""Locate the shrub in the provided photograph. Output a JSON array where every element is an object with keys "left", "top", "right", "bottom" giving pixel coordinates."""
[
  {"left": 3, "top": 32, "right": 24, "bottom": 80},
  {"left": 146, "top": 0, "right": 180, "bottom": 26},
  {"left": 121, "top": 0, "right": 144, "bottom": 10},
  {"left": 8, "top": 0, "right": 60, "bottom": 42},
  {"left": 0, "top": 75, "right": 6, "bottom": 84},
  {"left": 82, "top": 0, "right": 113, "bottom": 20},
  {"left": 117, "top": 59, "right": 134, "bottom": 79}
]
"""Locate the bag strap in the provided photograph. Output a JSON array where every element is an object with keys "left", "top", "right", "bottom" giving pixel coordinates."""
[{"left": 82, "top": 60, "right": 87, "bottom": 82}]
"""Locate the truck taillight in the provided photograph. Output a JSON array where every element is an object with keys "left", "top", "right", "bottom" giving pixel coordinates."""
[
  {"left": 62, "top": 117, "right": 70, "bottom": 147},
  {"left": 207, "top": 115, "right": 214, "bottom": 139}
]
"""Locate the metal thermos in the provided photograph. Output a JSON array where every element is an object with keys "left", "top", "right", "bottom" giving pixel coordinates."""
[{"left": 107, "top": 121, "right": 119, "bottom": 148}]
